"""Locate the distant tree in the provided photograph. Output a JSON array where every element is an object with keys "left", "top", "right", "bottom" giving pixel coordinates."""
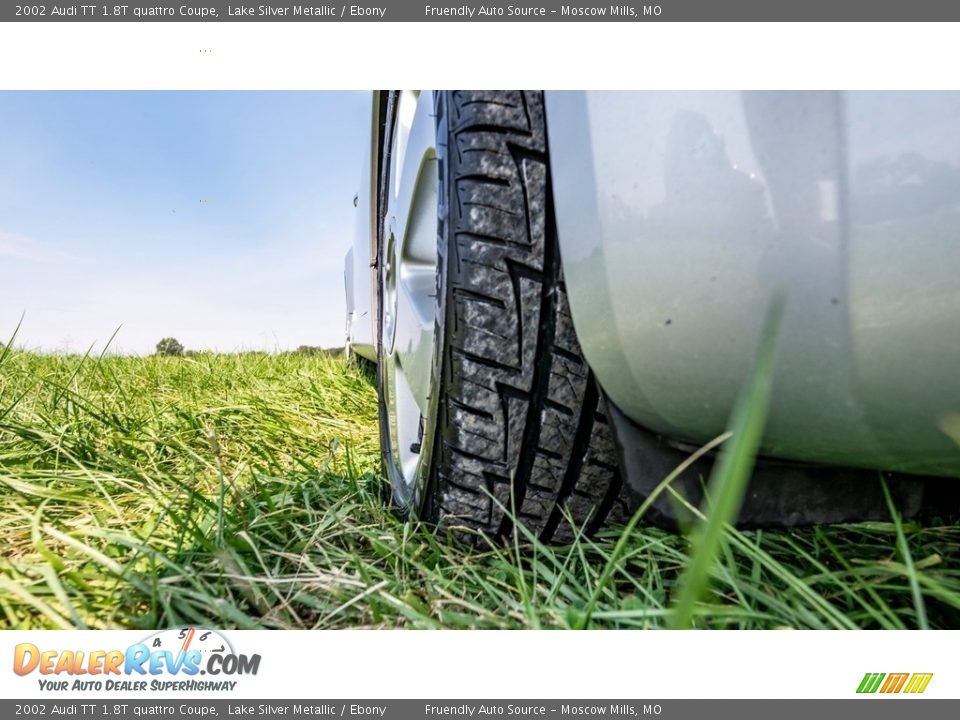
[{"left": 155, "top": 337, "right": 185, "bottom": 357}]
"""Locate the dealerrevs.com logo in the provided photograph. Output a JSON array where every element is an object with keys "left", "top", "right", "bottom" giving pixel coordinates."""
[
  {"left": 13, "top": 628, "right": 260, "bottom": 693},
  {"left": 857, "top": 672, "right": 933, "bottom": 695}
]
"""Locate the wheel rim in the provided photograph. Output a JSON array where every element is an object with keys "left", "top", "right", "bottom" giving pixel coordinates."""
[{"left": 382, "top": 91, "right": 439, "bottom": 504}]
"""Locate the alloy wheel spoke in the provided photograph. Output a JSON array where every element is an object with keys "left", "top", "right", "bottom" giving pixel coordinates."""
[{"left": 383, "top": 90, "right": 438, "bottom": 490}]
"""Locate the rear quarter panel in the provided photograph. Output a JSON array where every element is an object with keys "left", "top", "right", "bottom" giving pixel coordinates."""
[{"left": 545, "top": 91, "right": 960, "bottom": 476}]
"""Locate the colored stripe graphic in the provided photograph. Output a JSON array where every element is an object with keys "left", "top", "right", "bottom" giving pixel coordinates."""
[
  {"left": 881, "top": 673, "right": 909, "bottom": 693},
  {"left": 904, "top": 674, "right": 934, "bottom": 694},
  {"left": 857, "top": 672, "right": 932, "bottom": 694},
  {"left": 857, "top": 673, "right": 885, "bottom": 693}
]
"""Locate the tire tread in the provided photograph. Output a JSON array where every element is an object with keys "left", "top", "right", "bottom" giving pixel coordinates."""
[{"left": 430, "top": 90, "right": 636, "bottom": 543}]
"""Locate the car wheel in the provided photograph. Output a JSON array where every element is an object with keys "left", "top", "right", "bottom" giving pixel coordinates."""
[{"left": 376, "top": 90, "right": 637, "bottom": 543}]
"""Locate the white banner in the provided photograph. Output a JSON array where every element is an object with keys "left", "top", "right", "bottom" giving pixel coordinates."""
[{"left": 1, "top": 629, "right": 954, "bottom": 699}]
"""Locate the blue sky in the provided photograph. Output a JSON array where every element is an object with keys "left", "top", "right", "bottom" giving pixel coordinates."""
[{"left": 0, "top": 91, "right": 369, "bottom": 354}]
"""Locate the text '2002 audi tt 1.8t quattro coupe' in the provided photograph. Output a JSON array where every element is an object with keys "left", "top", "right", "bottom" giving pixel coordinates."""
[{"left": 344, "top": 91, "right": 960, "bottom": 543}]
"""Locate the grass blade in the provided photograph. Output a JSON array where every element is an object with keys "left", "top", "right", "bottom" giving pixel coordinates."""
[{"left": 668, "top": 296, "right": 785, "bottom": 629}]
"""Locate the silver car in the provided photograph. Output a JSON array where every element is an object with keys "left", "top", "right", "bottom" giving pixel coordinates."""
[{"left": 345, "top": 91, "right": 960, "bottom": 542}]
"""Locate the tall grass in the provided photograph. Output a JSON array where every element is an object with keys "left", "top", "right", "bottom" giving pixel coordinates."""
[{"left": 1, "top": 347, "right": 958, "bottom": 629}]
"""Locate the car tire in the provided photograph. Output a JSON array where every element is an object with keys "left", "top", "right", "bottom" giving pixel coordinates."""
[{"left": 377, "top": 90, "right": 637, "bottom": 544}]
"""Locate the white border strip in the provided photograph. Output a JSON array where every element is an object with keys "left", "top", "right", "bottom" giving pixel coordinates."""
[
  {"left": 2, "top": 630, "right": 956, "bottom": 699},
  {"left": 1, "top": 22, "right": 960, "bottom": 90}
]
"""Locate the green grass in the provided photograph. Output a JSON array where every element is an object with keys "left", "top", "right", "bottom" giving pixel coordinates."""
[{"left": 1, "top": 346, "right": 959, "bottom": 630}]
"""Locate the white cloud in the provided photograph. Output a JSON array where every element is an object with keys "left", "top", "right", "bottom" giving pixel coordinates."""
[{"left": 0, "top": 230, "right": 71, "bottom": 263}]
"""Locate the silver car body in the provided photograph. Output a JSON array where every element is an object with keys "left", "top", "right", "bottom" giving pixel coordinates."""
[
  {"left": 345, "top": 92, "right": 379, "bottom": 361},
  {"left": 347, "top": 91, "right": 960, "bottom": 478}
]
